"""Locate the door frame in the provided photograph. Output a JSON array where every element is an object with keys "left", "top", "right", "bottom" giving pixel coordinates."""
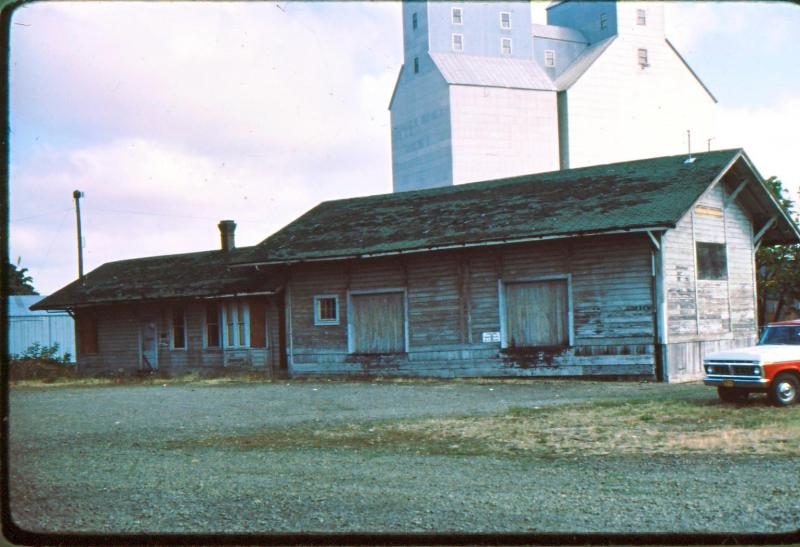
[
  {"left": 139, "top": 320, "right": 159, "bottom": 370},
  {"left": 498, "top": 274, "right": 574, "bottom": 349},
  {"left": 346, "top": 288, "right": 409, "bottom": 354}
]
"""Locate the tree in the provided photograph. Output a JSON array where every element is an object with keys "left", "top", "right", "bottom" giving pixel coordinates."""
[
  {"left": 4, "top": 262, "right": 39, "bottom": 295},
  {"left": 756, "top": 177, "right": 800, "bottom": 325}
]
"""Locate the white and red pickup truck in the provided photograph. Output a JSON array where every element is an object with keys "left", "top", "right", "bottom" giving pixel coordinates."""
[{"left": 703, "top": 320, "right": 800, "bottom": 406}]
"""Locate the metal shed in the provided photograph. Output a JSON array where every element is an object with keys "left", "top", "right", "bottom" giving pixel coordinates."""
[{"left": 7, "top": 295, "right": 76, "bottom": 361}]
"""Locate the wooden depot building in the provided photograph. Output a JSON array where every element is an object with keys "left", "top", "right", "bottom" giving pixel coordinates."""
[{"left": 33, "top": 149, "right": 800, "bottom": 382}]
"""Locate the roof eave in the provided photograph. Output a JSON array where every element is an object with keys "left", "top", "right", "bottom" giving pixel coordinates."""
[{"left": 236, "top": 224, "right": 675, "bottom": 267}]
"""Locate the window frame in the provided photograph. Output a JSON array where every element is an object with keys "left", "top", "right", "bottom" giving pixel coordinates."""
[
  {"left": 451, "top": 7, "right": 462, "bottom": 25},
  {"left": 314, "top": 294, "right": 340, "bottom": 326},
  {"left": 600, "top": 12, "right": 608, "bottom": 29},
  {"left": 499, "top": 11, "right": 512, "bottom": 30},
  {"left": 452, "top": 33, "right": 464, "bottom": 52},
  {"left": 171, "top": 306, "right": 187, "bottom": 350},
  {"left": 696, "top": 242, "right": 728, "bottom": 281},
  {"left": 498, "top": 275, "right": 574, "bottom": 349},
  {"left": 500, "top": 37, "right": 512, "bottom": 56},
  {"left": 204, "top": 302, "right": 221, "bottom": 349},
  {"left": 544, "top": 49, "right": 556, "bottom": 67},
  {"left": 638, "top": 48, "right": 649, "bottom": 67},
  {"left": 222, "top": 300, "right": 250, "bottom": 348},
  {"left": 636, "top": 9, "right": 646, "bottom": 25}
]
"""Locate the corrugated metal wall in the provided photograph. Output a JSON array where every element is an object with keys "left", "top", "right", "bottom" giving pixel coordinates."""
[{"left": 8, "top": 312, "right": 76, "bottom": 362}]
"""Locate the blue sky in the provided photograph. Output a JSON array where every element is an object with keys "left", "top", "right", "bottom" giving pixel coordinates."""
[{"left": 8, "top": 1, "right": 800, "bottom": 295}]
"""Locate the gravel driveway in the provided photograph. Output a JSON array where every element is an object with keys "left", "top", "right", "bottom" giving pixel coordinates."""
[{"left": 8, "top": 380, "right": 800, "bottom": 535}]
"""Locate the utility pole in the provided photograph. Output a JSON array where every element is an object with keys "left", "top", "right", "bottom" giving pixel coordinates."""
[{"left": 73, "top": 190, "right": 85, "bottom": 281}]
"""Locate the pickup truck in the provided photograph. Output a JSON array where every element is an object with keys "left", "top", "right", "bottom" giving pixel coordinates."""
[{"left": 703, "top": 320, "right": 800, "bottom": 406}]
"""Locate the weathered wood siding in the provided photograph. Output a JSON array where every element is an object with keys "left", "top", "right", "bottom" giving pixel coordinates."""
[
  {"left": 76, "top": 297, "right": 281, "bottom": 376},
  {"left": 287, "top": 234, "right": 656, "bottom": 378},
  {"left": 662, "top": 174, "right": 758, "bottom": 382}
]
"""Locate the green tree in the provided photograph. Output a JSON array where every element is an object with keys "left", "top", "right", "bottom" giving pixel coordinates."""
[
  {"left": 756, "top": 177, "right": 800, "bottom": 325},
  {"left": 4, "top": 262, "right": 39, "bottom": 295}
]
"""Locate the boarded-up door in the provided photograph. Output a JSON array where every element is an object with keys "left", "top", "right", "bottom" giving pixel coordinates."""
[
  {"left": 504, "top": 280, "right": 569, "bottom": 347},
  {"left": 350, "top": 292, "right": 405, "bottom": 353},
  {"left": 140, "top": 321, "right": 158, "bottom": 370}
]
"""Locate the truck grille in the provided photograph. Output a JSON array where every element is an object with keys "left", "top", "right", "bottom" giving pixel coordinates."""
[{"left": 704, "top": 362, "right": 759, "bottom": 377}]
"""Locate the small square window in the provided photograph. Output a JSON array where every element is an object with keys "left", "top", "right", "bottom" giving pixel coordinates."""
[
  {"left": 452, "top": 7, "right": 462, "bottom": 25},
  {"left": 314, "top": 295, "right": 339, "bottom": 325},
  {"left": 452, "top": 33, "right": 463, "bottom": 52},
  {"left": 412, "top": 12, "right": 418, "bottom": 30},
  {"left": 600, "top": 12, "right": 607, "bottom": 29},
  {"left": 638, "top": 48, "right": 649, "bottom": 67},
  {"left": 544, "top": 49, "right": 555, "bottom": 67},
  {"left": 636, "top": 9, "right": 646, "bottom": 25},
  {"left": 696, "top": 242, "right": 728, "bottom": 280},
  {"left": 500, "top": 12, "right": 511, "bottom": 29},
  {"left": 501, "top": 37, "right": 512, "bottom": 55},
  {"left": 413, "top": 56, "right": 419, "bottom": 73}
]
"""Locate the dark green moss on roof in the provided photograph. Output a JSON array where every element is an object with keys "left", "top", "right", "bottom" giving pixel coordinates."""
[
  {"left": 31, "top": 247, "right": 283, "bottom": 310},
  {"left": 241, "top": 149, "right": 744, "bottom": 263}
]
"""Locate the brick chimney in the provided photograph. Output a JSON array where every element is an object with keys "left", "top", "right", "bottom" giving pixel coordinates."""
[{"left": 218, "top": 220, "right": 236, "bottom": 252}]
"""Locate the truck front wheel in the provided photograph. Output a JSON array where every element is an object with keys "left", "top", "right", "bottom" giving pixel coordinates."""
[
  {"left": 769, "top": 373, "right": 798, "bottom": 406},
  {"left": 717, "top": 387, "right": 749, "bottom": 403}
]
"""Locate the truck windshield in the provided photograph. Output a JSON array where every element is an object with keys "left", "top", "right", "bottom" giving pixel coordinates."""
[{"left": 759, "top": 325, "right": 800, "bottom": 345}]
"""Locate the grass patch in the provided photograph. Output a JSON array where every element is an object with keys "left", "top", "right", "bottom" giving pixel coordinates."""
[
  {"left": 168, "top": 396, "right": 800, "bottom": 457},
  {"left": 10, "top": 370, "right": 276, "bottom": 388}
]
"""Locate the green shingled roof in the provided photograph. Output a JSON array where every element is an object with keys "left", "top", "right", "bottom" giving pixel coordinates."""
[
  {"left": 31, "top": 247, "right": 283, "bottom": 310},
  {"left": 240, "top": 149, "right": 774, "bottom": 264}
]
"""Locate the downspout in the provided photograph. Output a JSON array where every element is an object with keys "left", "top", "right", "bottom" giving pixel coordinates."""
[{"left": 557, "top": 91, "right": 569, "bottom": 170}]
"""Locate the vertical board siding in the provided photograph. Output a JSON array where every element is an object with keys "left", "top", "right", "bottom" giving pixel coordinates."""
[
  {"left": 662, "top": 174, "right": 758, "bottom": 381},
  {"left": 288, "top": 234, "right": 657, "bottom": 378},
  {"left": 350, "top": 292, "right": 405, "bottom": 353}
]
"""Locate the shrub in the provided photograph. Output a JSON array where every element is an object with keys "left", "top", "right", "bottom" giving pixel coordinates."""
[{"left": 9, "top": 343, "right": 77, "bottom": 382}]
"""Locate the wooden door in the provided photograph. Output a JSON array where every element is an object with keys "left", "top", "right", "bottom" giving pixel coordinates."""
[
  {"left": 504, "top": 280, "right": 568, "bottom": 347},
  {"left": 140, "top": 321, "right": 158, "bottom": 370},
  {"left": 350, "top": 292, "right": 405, "bottom": 353}
]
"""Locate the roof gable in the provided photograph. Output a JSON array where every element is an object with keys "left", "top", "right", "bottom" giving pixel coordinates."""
[{"left": 240, "top": 150, "right": 775, "bottom": 265}]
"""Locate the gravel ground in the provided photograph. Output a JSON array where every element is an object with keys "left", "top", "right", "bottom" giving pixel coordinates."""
[{"left": 8, "top": 380, "right": 800, "bottom": 535}]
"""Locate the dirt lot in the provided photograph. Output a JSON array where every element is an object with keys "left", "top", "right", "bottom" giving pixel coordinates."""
[{"left": 8, "top": 379, "right": 800, "bottom": 535}]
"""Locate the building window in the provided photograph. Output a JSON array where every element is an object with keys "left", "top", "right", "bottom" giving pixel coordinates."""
[
  {"left": 412, "top": 12, "right": 418, "bottom": 30},
  {"left": 451, "top": 7, "right": 462, "bottom": 25},
  {"left": 638, "top": 48, "right": 649, "bottom": 67},
  {"left": 696, "top": 242, "right": 728, "bottom": 280},
  {"left": 501, "top": 37, "right": 512, "bottom": 55},
  {"left": 206, "top": 302, "right": 221, "bottom": 348},
  {"left": 78, "top": 312, "right": 98, "bottom": 355},
  {"left": 544, "top": 49, "right": 555, "bottom": 67},
  {"left": 600, "top": 12, "right": 607, "bottom": 29},
  {"left": 314, "top": 295, "right": 340, "bottom": 326},
  {"left": 172, "top": 307, "right": 186, "bottom": 349},
  {"left": 413, "top": 56, "right": 419, "bottom": 73},
  {"left": 500, "top": 12, "right": 511, "bottom": 29},
  {"left": 224, "top": 301, "right": 249, "bottom": 348},
  {"left": 637, "top": 9, "right": 646, "bottom": 25},
  {"left": 452, "top": 33, "right": 464, "bottom": 52}
]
